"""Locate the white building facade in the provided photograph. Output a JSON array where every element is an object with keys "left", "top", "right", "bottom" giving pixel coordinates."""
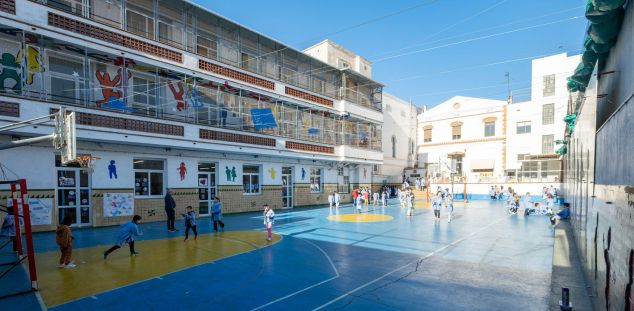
[{"left": 0, "top": 0, "right": 385, "bottom": 231}]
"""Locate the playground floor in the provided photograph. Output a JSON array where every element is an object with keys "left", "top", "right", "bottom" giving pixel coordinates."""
[{"left": 2, "top": 199, "right": 556, "bottom": 310}]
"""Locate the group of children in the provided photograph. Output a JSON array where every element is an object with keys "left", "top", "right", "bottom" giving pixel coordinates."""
[
  {"left": 431, "top": 187, "right": 454, "bottom": 222},
  {"left": 351, "top": 188, "right": 389, "bottom": 213},
  {"left": 397, "top": 188, "right": 415, "bottom": 216}
]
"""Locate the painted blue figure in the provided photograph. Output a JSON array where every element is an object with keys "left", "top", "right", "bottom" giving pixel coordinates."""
[
  {"left": 231, "top": 166, "right": 237, "bottom": 182},
  {"left": 225, "top": 166, "right": 231, "bottom": 181},
  {"left": 301, "top": 168, "right": 306, "bottom": 180},
  {"left": 108, "top": 160, "right": 117, "bottom": 179},
  {"left": 102, "top": 96, "right": 134, "bottom": 112}
]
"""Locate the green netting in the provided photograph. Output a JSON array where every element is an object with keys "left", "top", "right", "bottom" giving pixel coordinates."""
[
  {"left": 564, "top": 113, "right": 577, "bottom": 124},
  {"left": 592, "top": 0, "right": 626, "bottom": 11},
  {"left": 586, "top": 1, "right": 623, "bottom": 23},
  {"left": 555, "top": 140, "right": 569, "bottom": 145},
  {"left": 556, "top": 145, "right": 568, "bottom": 155},
  {"left": 587, "top": 8, "right": 624, "bottom": 44},
  {"left": 584, "top": 35, "right": 615, "bottom": 54}
]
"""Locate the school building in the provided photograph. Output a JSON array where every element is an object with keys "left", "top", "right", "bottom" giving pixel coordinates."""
[{"left": 0, "top": 0, "right": 416, "bottom": 231}]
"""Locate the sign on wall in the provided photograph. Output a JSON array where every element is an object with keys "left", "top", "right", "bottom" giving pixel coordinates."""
[
  {"left": 103, "top": 193, "right": 134, "bottom": 217},
  {"left": 6, "top": 198, "right": 53, "bottom": 226}
]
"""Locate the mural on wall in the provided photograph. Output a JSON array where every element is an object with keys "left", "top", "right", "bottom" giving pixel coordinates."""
[
  {"left": 6, "top": 198, "right": 52, "bottom": 226},
  {"left": 301, "top": 168, "right": 306, "bottom": 181},
  {"left": 268, "top": 167, "right": 277, "bottom": 180},
  {"left": 167, "top": 80, "right": 188, "bottom": 111},
  {"left": 103, "top": 193, "right": 134, "bottom": 217},
  {"left": 178, "top": 162, "right": 187, "bottom": 181},
  {"left": 0, "top": 52, "right": 21, "bottom": 92},
  {"left": 108, "top": 160, "right": 118, "bottom": 179},
  {"left": 225, "top": 166, "right": 237, "bottom": 182},
  {"left": 16, "top": 46, "right": 43, "bottom": 85},
  {"left": 95, "top": 68, "right": 133, "bottom": 112}
]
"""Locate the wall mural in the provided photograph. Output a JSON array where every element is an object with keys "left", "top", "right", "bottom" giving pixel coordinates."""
[
  {"left": 0, "top": 52, "right": 20, "bottom": 92},
  {"left": 108, "top": 160, "right": 118, "bottom": 179},
  {"left": 16, "top": 46, "right": 43, "bottom": 85},
  {"left": 301, "top": 168, "right": 306, "bottom": 180},
  {"left": 95, "top": 68, "right": 128, "bottom": 110},
  {"left": 268, "top": 167, "right": 277, "bottom": 180},
  {"left": 225, "top": 166, "right": 237, "bottom": 182},
  {"left": 178, "top": 162, "right": 187, "bottom": 181}
]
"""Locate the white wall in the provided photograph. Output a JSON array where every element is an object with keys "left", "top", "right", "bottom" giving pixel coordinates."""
[{"left": 378, "top": 92, "right": 417, "bottom": 182}]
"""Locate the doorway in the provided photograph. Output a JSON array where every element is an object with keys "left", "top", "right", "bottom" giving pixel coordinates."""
[
  {"left": 56, "top": 167, "right": 91, "bottom": 227},
  {"left": 282, "top": 167, "right": 293, "bottom": 209},
  {"left": 198, "top": 162, "right": 217, "bottom": 216}
]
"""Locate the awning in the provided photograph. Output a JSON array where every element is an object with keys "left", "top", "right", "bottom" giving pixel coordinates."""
[{"left": 471, "top": 159, "right": 495, "bottom": 170}]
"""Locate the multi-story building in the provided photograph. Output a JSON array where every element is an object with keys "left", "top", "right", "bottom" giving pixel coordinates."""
[
  {"left": 305, "top": 40, "right": 418, "bottom": 189},
  {"left": 417, "top": 53, "right": 579, "bottom": 189},
  {"left": 0, "top": 0, "right": 384, "bottom": 231}
]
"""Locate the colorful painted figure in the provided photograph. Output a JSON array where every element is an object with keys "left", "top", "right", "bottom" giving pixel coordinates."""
[
  {"left": 178, "top": 162, "right": 187, "bottom": 181},
  {"left": 0, "top": 53, "right": 21, "bottom": 92},
  {"left": 301, "top": 168, "right": 306, "bottom": 180},
  {"left": 95, "top": 69, "right": 123, "bottom": 107},
  {"left": 108, "top": 160, "right": 117, "bottom": 179},
  {"left": 269, "top": 167, "right": 277, "bottom": 180},
  {"left": 16, "top": 46, "right": 43, "bottom": 85},
  {"left": 230, "top": 166, "right": 237, "bottom": 182},
  {"left": 167, "top": 80, "right": 187, "bottom": 111},
  {"left": 225, "top": 166, "right": 232, "bottom": 181}
]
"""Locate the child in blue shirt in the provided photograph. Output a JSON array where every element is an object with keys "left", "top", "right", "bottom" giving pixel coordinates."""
[
  {"left": 182, "top": 206, "right": 198, "bottom": 241},
  {"left": 104, "top": 215, "right": 142, "bottom": 259}
]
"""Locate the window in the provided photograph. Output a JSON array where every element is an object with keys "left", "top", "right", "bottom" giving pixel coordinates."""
[
  {"left": 391, "top": 135, "right": 397, "bottom": 158},
  {"left": 516, "top": 121, "right": 531, "bottom": 134},
  {"left": 452, "top": 125, "right": 461, "bottom": 140},
  {"left": 130, "top": 72, "right": 157, "bottom": 116},
  {"left": 310, "top": 168, "right": 323, "bottom": 193},
  {"left": 517, "top": 154, "right": 529, "bottom": 161},
  {"left": 542, "top": 103, "right": 555, "bottom": 125},
  {"left": 134, "top": 159, "right": 165, "bottom": 197},
  {"left": 373, "top": 164, "right": 381, "bottom": 174},
  {"left": 242, "top": 165, "right": 260, "bottom": 194},
  {"left": 424, "top": 128, "right": 432, "bottom": 142},
  {"left": 543, "top": 74, "right": 555, "bottom": 97},
  {"left": 338, "top": 59, "right": 350, "bottom": 69},
  {"left": 484, "top": 121, "right": 495, "bottom": 137},
  {"left": 337, "top": 167, "right": 349, "bottom": 193},
  {"left": 126, "top": 0, "right": 155, "bottom": 38},
  {"left": 49, "top": 54, "right": 85, "bottom": 104},
  {"left": 542, "top": 135, "right": 554, "bottom": 154}
]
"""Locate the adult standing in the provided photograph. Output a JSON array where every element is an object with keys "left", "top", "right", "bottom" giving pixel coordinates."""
[
  {"left": 211, "top": 197, "right": 225, "bottom": 232},
  {"left": 164, "top": 189, "right": 177, "bottom": 232}
]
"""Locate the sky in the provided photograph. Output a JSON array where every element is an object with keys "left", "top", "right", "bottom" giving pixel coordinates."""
[{"left": 194, "top": 0, "right": 588, "bottom": 108}]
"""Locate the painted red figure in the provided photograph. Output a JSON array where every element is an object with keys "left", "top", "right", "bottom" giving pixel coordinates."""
[
  {"left": 178, "top": 162, "right": 187, "bottom": 181},
  {"left": 95, "top": 69, "right": 123, "bottom": 107},
  {"left": 167, "top": 80, "right": 187, "bottom": 111}
]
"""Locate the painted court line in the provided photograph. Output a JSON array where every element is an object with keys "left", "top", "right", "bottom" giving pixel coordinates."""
[
  {"left": 250, "top": 238, "right": 340, "bottom": 311},
  {"left": 312, "top": 216, "right": 508, "bottom": 310}
]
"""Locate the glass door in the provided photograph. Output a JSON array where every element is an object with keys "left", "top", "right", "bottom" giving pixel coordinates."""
[
  {"left": 198, "top": 162, "right": 217, "bottom": 216},
  {"left": 282, "top": 167, "right": 293, "bottom": 209},
  {"left": 56, "top": 168, "right": 91, "bottom": 226}
]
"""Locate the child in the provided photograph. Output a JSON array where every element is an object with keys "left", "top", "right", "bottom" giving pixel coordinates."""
[
  {"left": 182, "top": 206, "right": 198, "bottom": 241},
  {"left": 104, "top": 215, "right": 142, "bottom": 259},
  {"left": 381, "top": 191, "right": 387, "bottom": 207},
  {"left": 327, "top": 192, "right": 334, "bottom": 209},
  {"left": 363, "top": 191, "right": 369, "bottom": 207},
  {"left": 373, "top": 192, "right": 379, "bottom": 206},
  {"left": 211, "top": 197, "right": 225, "bottom": 232},
  {"left": 406, "top": 193, "right": 414, "bottom": 216},
  {"left": 433, "top": 191, "right": 442, "bottom": 221},
  {"left": 263, "top": 204, "right": 275, "bottom": 241},
  {"left": 445, "top": 193, "right": 454, "bottom": 223},
  {"left": 55, "top": 215, "right": 75, "bottom": 268},
  {"left": 356, "top": 195, "right": 363, "bottom": 213},
  {"left": 334, "top": 191, "right": 340, "bottom": 209},
  {"left": 1, "top": 208, "right": 17, "bottom": 252}
]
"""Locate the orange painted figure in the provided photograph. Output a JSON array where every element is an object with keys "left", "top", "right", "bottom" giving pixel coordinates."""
[
  {"left": 178, "top": 162, "right": 187, "bottom": 181},
  {"left": 95, "top": 69, "right": 124, "bottom": 107},
  {"left": 167, "top": 80, "right": 187, "bottom": 111}
]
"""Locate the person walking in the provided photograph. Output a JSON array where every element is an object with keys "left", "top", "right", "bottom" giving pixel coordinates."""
[
  {"left": 433, "top": 191, "right": 442, "bottom": 221},
  {"left": 445, "top": 193, "right": 454, "bottom": 223},
  {"left": 104, "top": 215, "right": 142, "bottom": 259},
  {"left": 373, "top": 191, "right": 379, "bottom": 206},
  {"left": 406, "top": 193, "right": 414, "bottom": 217},
  {"left": 164, "top": 190, "right": 177, "bottom": 232},
  {"left": 334, "top": 191, "right": 340, "bottom": 209},
  {"left": 263, "top": 204, "right": 275, "bottom": 241},
  {"left": 211, "top": 197, "right": 225, "bottom": 232},
  {"left": 328, "top": 192, "right": 334, "bottom": 209},
  {"left": 381, "top": 191, "right": 387, "bottom": 207},
  {"left": 55, "top": 215, "right": 75, "bottom": 268},
  {"left": 182, "top": 206, "right": 198, "bottom": 241}
]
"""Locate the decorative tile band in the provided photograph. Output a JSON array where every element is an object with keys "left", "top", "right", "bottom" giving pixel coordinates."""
[
  {"left": 199, "top": 128, "right": 276, "bottom": 147},
  {"left": 0, "top": 101, "right": 19, "bottom": 117},
  {"left": 47, "top": 12, "right": 182, "bottom": 63},
  {"left": 285, "top": 141, "right": 334, "bottom": 154},
  {"left": 198, "top": 60, "right": 275, "bottom": 90},
  {"left": 285, "top": 87, "right": 334, "bottom": 107}
]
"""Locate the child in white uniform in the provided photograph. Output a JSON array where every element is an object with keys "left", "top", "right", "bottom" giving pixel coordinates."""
[{"left": 445, "top": 194, "right": 454, "bottom": 222}]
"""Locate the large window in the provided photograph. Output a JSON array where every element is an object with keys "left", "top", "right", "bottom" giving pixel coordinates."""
[
  {"left": 129, "top": 71, "right": 157, "bottom": 116},
  {"left": 48, "top": 54, "right": 85, "bottom": 104},
  {"left": 484, "top": 121, "right": 495, "bottom": 137},
  {"left": 126, "top": 0, "right": 155, "bottom": 38},
  {"left": 424, "top": 128, "right": 432, "bottom": 142},
  {"left": 542, "top": 74, "right": 555, "bottom": 97},
  {"left": 452, "top": 125, "right": 461, "bottom": 140},
  {"left": 134, "top": 159, "right": 165, "bottom": 197},
  {"left": 516, "top": 121, "right": 531, "bottom": 134},
  {"left": 542, "top": 135, "right": 554, "bottom": 154},
  {"left": 337, "top": 167, "right": 349, "bottom": 193},
  {"left": 310, "top": 168, "right": 322, "bottom": 193},
  {"left": 242, "top": 165, "right": 260, "bottom": 194},
  {"left": 542, "top": 103, "right": 555, "bottom": 125}
]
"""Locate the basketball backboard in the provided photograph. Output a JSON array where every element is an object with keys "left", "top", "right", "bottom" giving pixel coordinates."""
[{"left": 54, "top": 108, "right": 76, "bottom": 164}]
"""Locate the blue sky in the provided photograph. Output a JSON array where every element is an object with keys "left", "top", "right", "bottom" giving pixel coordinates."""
[{"left": 194, "top": 0, "right": 587, "bottom": 107}]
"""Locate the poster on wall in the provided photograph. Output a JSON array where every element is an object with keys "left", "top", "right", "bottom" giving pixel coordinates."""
[
  {"left": 6, "top": 198, "right": 53, "bottom": 225},
  {"left": 103, "top": 193, "right": 134, "bottom": 217}
]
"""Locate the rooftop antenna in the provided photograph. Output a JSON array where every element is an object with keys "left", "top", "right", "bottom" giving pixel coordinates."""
[{"left": 505, "top": 72, "right": 512, "bottom": 104}]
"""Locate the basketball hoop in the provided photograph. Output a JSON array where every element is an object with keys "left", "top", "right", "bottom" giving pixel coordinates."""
[{"left": 73, "top": 155, "right": 100, "bottom": 174}]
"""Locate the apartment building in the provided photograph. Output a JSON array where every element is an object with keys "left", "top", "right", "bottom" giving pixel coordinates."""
[{"left": 0, "top": 0, "right": 384, "bottom": 231}]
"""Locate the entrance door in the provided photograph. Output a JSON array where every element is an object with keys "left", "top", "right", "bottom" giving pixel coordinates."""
[
  {"left": 197, "top": 162, "right": 217, "bottom": 216},
  {"left": 281, "top": 167, "right": 293, "bottom": 209},
  {"left": 56, "top": 168, "right": 91, "bottom": 226}
]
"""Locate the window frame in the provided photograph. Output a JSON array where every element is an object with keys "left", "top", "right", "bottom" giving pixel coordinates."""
[
  {"left": 310, "top": 167, "right": 323, "bottom": 193},
  {"left": 542, "top": 134, "right": 554, "bottom": 154},
  {"left": 133, "top": 159, "right": 166, "bottom": 198},
  {"left": 451, "top": 125, "right": 461, "bottom": 140},
  {"left": 516, "top": 121, "right": 532, "bottom": 134},
  {"left": 242, "top": 165, "right": 261, "bottom": 195},
  {"left": 484, "top": 121, "right": 495, "bottom": 137},
  {"left": 542, "top": 103, "right": 555, "bottom": 125},
  {"left": 542, "top": 74, "right": 555, "bottom": 97},
  {"left": 423, "top": 128, "right": 432, "bottom": 142}
]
